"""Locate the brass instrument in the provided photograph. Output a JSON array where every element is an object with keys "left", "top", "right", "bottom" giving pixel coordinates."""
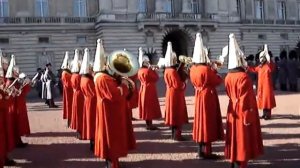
[
  {"left": 178, "top": 55, "right": 193, "bottom": 65},
  {"left": 0, "top": 78, "right": 21, "bottom": 97},
  {"left": 107, "top": 50, "right": 139, "bottom": 99},
  {"left": 143, "top": 61, "right": 159, "bottom": 70}
]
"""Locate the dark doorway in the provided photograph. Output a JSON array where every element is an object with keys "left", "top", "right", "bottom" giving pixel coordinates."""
[{"left": 162, "top": 29, "right": 190, "bottom": 58}]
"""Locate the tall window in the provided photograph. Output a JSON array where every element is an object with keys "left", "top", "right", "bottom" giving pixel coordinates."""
[
  {"left": 0, "top": 0, "right": 9, "bottom": 17},
  {"left": 236, "top": 0, "right": 241, "bottom": 15},
  {"left": 191, "top": 0, "right": 200, "bottom": 13},
  {"left": 73, "top": 0, "right": 87, "bottom": 17},
  {"left": 255, "top": 0, "right": 264, "bottom": 19},
  {"left": 277, "top": 1, "right": 286, "bottom": 20},
  {"left": 138, "top": 0, "right": 147, "bottom": 12},
  {"left": 35, "top": 0, "right": 49, "bottom": 17},
  {"left": 163, "top": 0, "right": 172, "bottom": 13},
  {"left": 298, "top": 2, "right": 300, "bottom": 20}
]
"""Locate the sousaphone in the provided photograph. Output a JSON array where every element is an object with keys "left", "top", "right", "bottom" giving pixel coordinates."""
[{"left": 108, "top": 50, "right": 139, "bottom": 77}]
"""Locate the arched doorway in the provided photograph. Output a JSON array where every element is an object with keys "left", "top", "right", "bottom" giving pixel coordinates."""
[{"left": 162, "top": 29, "right": 192, "bottom": 58}]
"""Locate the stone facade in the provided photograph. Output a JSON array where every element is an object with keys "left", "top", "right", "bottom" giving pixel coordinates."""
[{"left": 0, "top": 0, "right": 300, "bottom": 75}]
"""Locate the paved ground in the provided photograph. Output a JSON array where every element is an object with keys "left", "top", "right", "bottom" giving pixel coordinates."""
[{"left": 5, "top": 81, "right": 300, "bottom": 168}]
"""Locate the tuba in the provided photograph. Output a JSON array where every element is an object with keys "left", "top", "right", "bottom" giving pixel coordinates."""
[{"left": 107, "top": 50, "right": 139, "bottom": 99}]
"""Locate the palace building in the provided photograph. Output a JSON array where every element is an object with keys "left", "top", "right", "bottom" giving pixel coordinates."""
[{"left": 0, "top": 0, "right": 299, "bottom": 75}]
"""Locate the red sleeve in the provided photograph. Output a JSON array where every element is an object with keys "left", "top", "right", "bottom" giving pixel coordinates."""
[
  {"left": 209, "top": 69, "right": 223, "bottom": 87},
  {"left": 247, "top": 66, "right": 258, "bottom": 73},
  {"left": 85, "top": 81, "right": 95, "bottom": 97},
  {"left": 238, "top": 76, "right": 257, "bottom": 123},
  {"left": 148, "top": 69, "right": 159, "bottom": 82},
  {"left": 98, "top": 76, "right": 128, "bottom": 101},
  {"left": 169, "top": 70, "right": 185, "bottom": 89}
]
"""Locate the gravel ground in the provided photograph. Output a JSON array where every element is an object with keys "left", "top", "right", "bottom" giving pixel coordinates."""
[{"left": 5, "top": 85, "right": 300, "bottom": 168}]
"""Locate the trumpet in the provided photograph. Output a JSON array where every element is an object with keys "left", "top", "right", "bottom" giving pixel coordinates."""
[
  {"left": 178, "top": 55, "right": 193, "bottom": 65},
  {"left": 143, "top": 62, "right": 159, "bottom": 70}
]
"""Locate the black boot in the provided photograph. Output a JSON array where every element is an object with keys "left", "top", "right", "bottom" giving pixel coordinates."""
[
  {"left": 146, "top": 120, "right": 158, "bottom": 130},
  {"left": 261, "top": 109, "right": 266, "bottom": 119},
  {"left": 90, "top": 140, "right": 95, "bottom": 152},
  {"left": 4, "top": 158, "right": 16, "bottom": 166},
  {"left": 197, "top": 143, "right": 205, "bottom": 159},
  {"left": 49, "top": 99, "right": 58, "bottom": 108},
  {"left": 105, "top": 160, "right": 112, "bottom": 168},
  {"left": 171, "top": 126, "right": 176, "bottom": 140},
  {"left": 231, "top": 162, "right": 240, "bottom": 168}
]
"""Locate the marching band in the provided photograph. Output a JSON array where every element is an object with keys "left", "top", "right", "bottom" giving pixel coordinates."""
[{"left": 0, "top": 32, "right": 275, "bottom": 168}]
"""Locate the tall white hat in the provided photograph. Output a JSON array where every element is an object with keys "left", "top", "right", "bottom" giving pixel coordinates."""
[
  {"left": 259, "top": 44, "right": 271, "bottom": 63},
  {"left": 164, "top": 42, "right": 176, "bottom": 67},
  {"left": 71, "top": 49, "right": 80, "bottom": 73},
  {"left": 5, "top": 54, "right": 16, "bottom": 78},
  {"left": 79, "top": 48, "right": 91, "bottom": 75},
  {"left": 0, "top": 49, "right": 8, "bottom": 65},
  {"left": 93, "top": 39, "right": 106, "bottom": 72},
  {"left": 61, "top": 51, "right": 70, "bottom": 70},
  {"left": 192, "top": 33, "right": 210, "bottom": 64},
  {"left": 227, "top": 33, "right": 247, "bottom": 69},
  {"left": 138, "top": 47, "right": 149, "bottom": 67},
  {"left": 0, "top": 54, "right": 3, "bottom": 77}
]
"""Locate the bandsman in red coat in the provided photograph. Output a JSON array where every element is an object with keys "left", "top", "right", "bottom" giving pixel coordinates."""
[
  {"left": 79, "top": 48, "right": 97, "bottom": 151},
  {"left": 70, "top": 49, "right": 84, "bottom": 139},
  {"left": 61, "top": 51, "right": 73, "bottom": 126},
  {"left": 248, "top": 44, "right": 276, "bottom": 120},
  {"left": 163, "top": 42, "right": 188, "bottom": 141},
  {"left": 190, "top": 33, "right": 224, "bottom": 159},
  {"left": 15, "top": 72, "right": 31, "bottom": 139},
  {"left": 0, "top": 53, "right": 10, "bottom": 167},
  {"left": 224, "top": 34, "right": 264, "bottom": 168},
  {"left": 93, "top": 40, "right": 138, "bottom": 168},
  {"left": 137, "top": 47, "right": 161, "bottom": 130}
]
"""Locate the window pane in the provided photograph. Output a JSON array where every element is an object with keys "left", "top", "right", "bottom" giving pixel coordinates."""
[
  {"left": 35, "top": 0, "right": 42, "bottom": 16},
  {"left": 255, "top": 0, "right": 263, "bottom": 19},
  {"left": 191, "top": 0, "right": 199, "bottom": 13},
  {"left": 74, "top": 0, "right": 87, "bottom": 17},
  {"left": 164, "top": 0, "right": 172, "bottom": 13},
  {"left": 42, "top": 0, "right": 48, "bottom": 17},
  {"left": 138, "top": 0, "right": 147, "bottom": 12},
  {"left": 0, "top": 0, "right": 9, "bottom": 17}
]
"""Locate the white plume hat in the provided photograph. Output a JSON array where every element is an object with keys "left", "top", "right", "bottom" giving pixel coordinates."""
[
  {"left": 164, "top": 42, "right": 176, "bottom": 67},
  {"left": 5, "top": 54, "right": 16, "bottom": 78},
  {"left": 71, "top": 49, "right": 81, "bottom": 73},
  {"left": 93, "top": 39, "right": 106, "bottom": 72},
  {"left": 192, "top": 33, "right": 210, "bottom": 64},
  {"left": 61, "top": 51, "right": 70, "bottom": 70},
  {"left": 79, "top": 48, "right": 91, "bottom": 75},
  {"left": 259, "top": 44, "right": 271, "bottom": 63},
  {"left": 138, "top": 47, "right": 150, "bottom": 67},
  {"left": 227, "top": 33, "right": 247, "bottom": 69}
]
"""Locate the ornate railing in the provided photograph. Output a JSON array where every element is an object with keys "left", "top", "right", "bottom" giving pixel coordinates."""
[
  {"left": 97, "top": 12, "right": 218, "bottom": 22},
  {"left": 136, "top": 12, "right": 217, "bottom": 22},
  {"left": 241, "top": 19, "right": 300, "bottom": 25},
  {"left": 0, "top": 17, "right": 96, "bottom": 24}
]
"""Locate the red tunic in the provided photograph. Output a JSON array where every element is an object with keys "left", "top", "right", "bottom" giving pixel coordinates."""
[
  {"left": 94, "top": 72, "right": 130, "bottom": 160},
  {"left": 0, "top": 89, "right": 8, "bottom": 166},
  {"left": 248, "top": 63, "right": 276, "bottom": 109},
  {"left": 189, "top": 65, "right": 224, "bottom": 143},
  {"left": 164, "top": 67, "right": 188, "bottom": 127},
  {"left": 15, "top": 84, "right": 31, "bottom": 137},
  {"left": 224, "top": 70, "right": 264, "bottom": 162},
  {"left": 61, "top": 71, "right": 73, "bottom": 121},
  {"left": 70, "top": 73, "right": 84, "bottom": 135},
  {"left": 5, "top": 79, "right": 19, "bottom": 152},
  {"left": 80, "top": 75, "right": 96, "bottom": 140},
  {"left": 138, "top": 68, "right": 161, "bottom": 120},
  {"left": 128, "top": 75, "right": 138, "bottom": 109}
]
